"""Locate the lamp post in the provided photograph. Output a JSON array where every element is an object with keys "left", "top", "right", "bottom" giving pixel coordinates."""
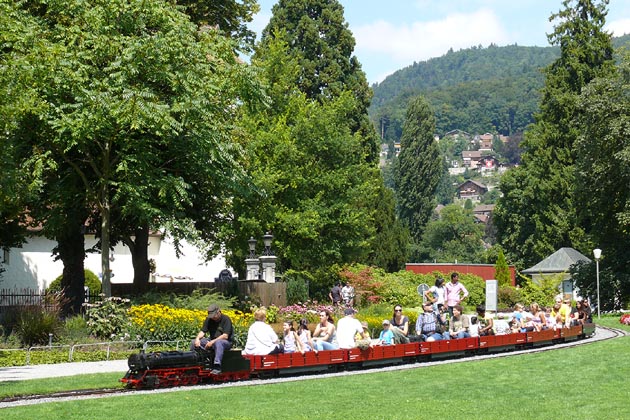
[
  {"left": 593, "top": 248, "right": 602, "bottom": 319},
  {"left": 262, "top": 232, "right": 274, "bottom": 256},
  {"left": 259, "top": 232, "right": 277, "bottom": 283},
  {"left": 245, "top": 237, "right": 259, "bottom": 280}
]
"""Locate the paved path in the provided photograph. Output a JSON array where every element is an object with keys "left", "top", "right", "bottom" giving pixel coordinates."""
[{"left": 0, "top": 359, "right": 128, "bottom": 382}]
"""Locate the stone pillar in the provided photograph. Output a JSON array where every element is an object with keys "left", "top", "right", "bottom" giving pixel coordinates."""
[
  {"left": 259, "top": 255, "right": 277, "bottom": 283},
  {"left": 245, "top": 258, "right": 260, "bottom": 281}
]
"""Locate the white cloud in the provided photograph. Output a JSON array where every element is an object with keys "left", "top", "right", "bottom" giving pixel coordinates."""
[
  {"left": 353, "top": 9, "right": 508, "bottom": 64},
  {"left": 607, "top": 18, "right": 630, "bottom": 37}
]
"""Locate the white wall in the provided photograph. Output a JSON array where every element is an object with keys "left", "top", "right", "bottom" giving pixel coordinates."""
[{"left": 0, "top": 234, "right": 236, "bottom": 290}]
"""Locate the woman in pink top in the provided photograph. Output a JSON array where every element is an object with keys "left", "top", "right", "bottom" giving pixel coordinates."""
[{"left": 444, "top": 272, "right": 469, "bottom": 317}]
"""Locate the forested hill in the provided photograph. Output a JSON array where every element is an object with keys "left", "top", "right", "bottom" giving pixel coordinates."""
[{"left": 369, "top": 35, "right": 630, "bottom": 140}]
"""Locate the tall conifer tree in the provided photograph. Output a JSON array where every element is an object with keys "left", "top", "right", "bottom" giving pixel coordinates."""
[
  {"left": 395, "top": 96, "right": 443, "bottom": 244},
  {"left": 494, "top": 0, "right": 614, "bottom": 267},
  {"left": 258, "top": 0, "right": 378, "bottom": 162}
]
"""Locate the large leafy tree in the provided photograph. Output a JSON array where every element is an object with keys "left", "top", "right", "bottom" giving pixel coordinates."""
[
  {"left": 226, "top": 34, "right": 407, "bottom": 284},
  {"left": 494, "top": 0, "right": 615, "bottom": 268},
  {"left": 395, "top": 96, "right": 444, "bottom": 244},
  {"left": 259, "top": 0, "right": 378, "bottom": 162},
  {"left": 176, "top": 0, "right": 259, "bottom": 51},
  {"left": 572, "top": 54, "right": 630, "bottom": 309},
  {"left": 1, "top": 0, "right": 260, "bottom": 300}
]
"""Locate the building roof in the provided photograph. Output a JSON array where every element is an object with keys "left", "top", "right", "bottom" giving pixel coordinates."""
[
  {"left": 458, "top": 179, "right": 487, "bottom": 190},
  {"left": 462, "top": 150, "right": 482, "bottom": 159},
  {"left": 521, "top": 247, "right": 591, "bottom": 274},
  {"left": 473, "top": 204, "right": 495, "bottom": 213}
]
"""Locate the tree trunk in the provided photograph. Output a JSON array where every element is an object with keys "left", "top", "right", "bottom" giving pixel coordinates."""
[
  {"left": 124, "top": 224, "right": 150, "bottom": 294},
  {"left": 58, "top": 221, "right": 86, "bottom": 316}
]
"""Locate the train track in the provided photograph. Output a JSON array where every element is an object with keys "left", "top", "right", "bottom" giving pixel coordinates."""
[{"left": 1, "top": 325, "right": 625, "bottom": 408}]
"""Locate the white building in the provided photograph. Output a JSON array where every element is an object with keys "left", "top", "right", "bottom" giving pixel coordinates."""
[{"left": 0, "top": 233, "right": 236, "bottom": 291}]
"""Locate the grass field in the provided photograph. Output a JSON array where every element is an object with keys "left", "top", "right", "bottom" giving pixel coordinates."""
[{"left": 1, "top": 318, "right": 628, "bottom": 419}]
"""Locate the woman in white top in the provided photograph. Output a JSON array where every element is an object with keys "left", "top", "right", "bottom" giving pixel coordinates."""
[
  {"left": 529, "top": 302, "right": 547, "bottom": 332},
  {"left": 425, "top": 277, "right": 446, "bottom": 312},
  {"left": 312, "top": 310, "right": 339, "bottom": 351},
  {"left": 242, "top": 308, "right": 283, "bottom": 355}
]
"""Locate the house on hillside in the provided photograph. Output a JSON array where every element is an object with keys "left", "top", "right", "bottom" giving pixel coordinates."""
[
  {"left": 477, "top": 133, "right": 494, "bottom": 151},
  {"left": 457, "top": 180, "right": 488, "bottom": 201},
  {"left": 479, "top": 156, "right": 500, "bottom": 173},
  {"left": 462, "top": 150, "right": 482, "bottom": 169},
  {"left": 473, "top": 204, "right": 495, "bottom": 224},
  {"left": 444, "top": 129, "right": 472, "bottom": 139}
]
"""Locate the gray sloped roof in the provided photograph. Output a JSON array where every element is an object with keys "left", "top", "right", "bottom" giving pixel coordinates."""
[{"left": 521, "top": 247, "right": 591, "bottom": 274}]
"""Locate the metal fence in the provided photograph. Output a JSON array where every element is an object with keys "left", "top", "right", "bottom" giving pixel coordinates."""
[{"left": 0, "top": 288, "right": 102, "bottom": 317}]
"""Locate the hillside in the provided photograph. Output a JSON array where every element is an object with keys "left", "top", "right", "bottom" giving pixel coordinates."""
[{"left": 369, "top": 35, "right": 630, "bottom": 140}]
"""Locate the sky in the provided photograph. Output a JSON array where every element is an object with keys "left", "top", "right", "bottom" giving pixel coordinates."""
[{"left": 250, "top": 0, "right": 630, "bottom": 84}]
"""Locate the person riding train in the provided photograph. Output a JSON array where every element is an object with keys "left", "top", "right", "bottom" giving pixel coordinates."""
[{"left": 190, "top": 304, "right": 233, "bottom": 375}]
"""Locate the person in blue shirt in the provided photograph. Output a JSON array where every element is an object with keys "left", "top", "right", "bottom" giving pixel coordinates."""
[{"left": 378, "top": 320, "right": 395, "bottom": 345}]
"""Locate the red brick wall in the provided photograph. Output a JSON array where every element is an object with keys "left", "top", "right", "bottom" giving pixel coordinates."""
[{"left": 405, "top": 263, "right": 515, "bottom": 286}]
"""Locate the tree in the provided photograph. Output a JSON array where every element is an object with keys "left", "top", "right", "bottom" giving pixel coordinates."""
[
  {"left": 395, "top": 96, "right": 444, "bottom": 243},
  {"left": 494, "top": 0, "right": 615, "bottom": 268},
  {"left": 494, "top": 248, "right": 511, "bottom": 287},
  {"left": 176, "top": 0, "right": 259, "bottom": 50},
  {"left": 417, "top": 204, "right": 485, "bottom": 263},
  {"left": 1, "top": 0, "right": 261, "bottom": 298},
  {"left": 224, "top": 33, "right": 407, "bottom": 285},
  {"left": 259, "top": 0, "right": 378, "bottom": 162},
  {"left": 573, "top": 53, "right": 630, "bottom": 309}
]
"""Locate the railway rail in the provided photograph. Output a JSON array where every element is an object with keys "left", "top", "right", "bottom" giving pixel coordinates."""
[{"left": 1, "top": 325, "right": 624, "bottom": 408}]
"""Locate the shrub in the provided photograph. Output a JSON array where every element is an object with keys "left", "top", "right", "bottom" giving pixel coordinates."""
[
  {"left": 58, "top": 315, "right": 90, "bottom": 344},
  {"left": 136, "top": 289, "right": 235, "bottom": 311},
  {"left": 284, "top": 271, "right": 310, "bottom": 304},
  {"left": 620, "top": 314, "right": 630, "bottom": 326},
  {"left": 517, "top": 275, "right": 562, "bottom": 308},
  {"left": 84, "top": 297, "right": 131, "bottom": 340},
  {"left": 48, "top": 269, "right": 102, "bottom": 295},
  {"left": 498, "top": 286, "right": 521, "bottom": 309},
  {"left": 338, "top": 264, "right": 488, "bottom": 312},
  {"left": 15, "top": 304, "right": 63, "bottom": 346}
]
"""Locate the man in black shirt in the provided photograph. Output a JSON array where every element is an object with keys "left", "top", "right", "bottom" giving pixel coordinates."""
[
  {"left": 329, "top": 283, "right": 342, "bottom": 306},
  {"left": 191, "top": 304, "right": 233, "bottom": 374}
]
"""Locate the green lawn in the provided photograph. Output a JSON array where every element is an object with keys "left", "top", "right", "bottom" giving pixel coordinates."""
[{"left": 1, "top": 318, "right": 628, "bottom": 419}]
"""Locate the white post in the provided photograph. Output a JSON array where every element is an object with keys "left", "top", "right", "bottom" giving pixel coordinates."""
[{"left": 593, "top": 248, "right": 602, "bottom": 319}]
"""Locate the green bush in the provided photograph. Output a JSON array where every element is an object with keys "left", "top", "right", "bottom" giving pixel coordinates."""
[
  {"left": 58, "top": 315, "right": 90, "bottom": 344},
  {"left": 338, "top": 265, "right": 494, "bottom": 313},
  {"left": 518, "top": 275, "right": 562, "bottom": 308},
  {"left": 133, "top": 288, "right": 235, "bottom": 311},
  {"left": 15, "top": 305, "right": 63, "bottom": 346},
  {"left": 48, "top": 269, "right": 102, "bottom": 295},
  {"left": 284, "top": 271, "right": 310, "bottom": 304},
  {"left": 498, "top": 286, "right": 521, "bottom": 309}
]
